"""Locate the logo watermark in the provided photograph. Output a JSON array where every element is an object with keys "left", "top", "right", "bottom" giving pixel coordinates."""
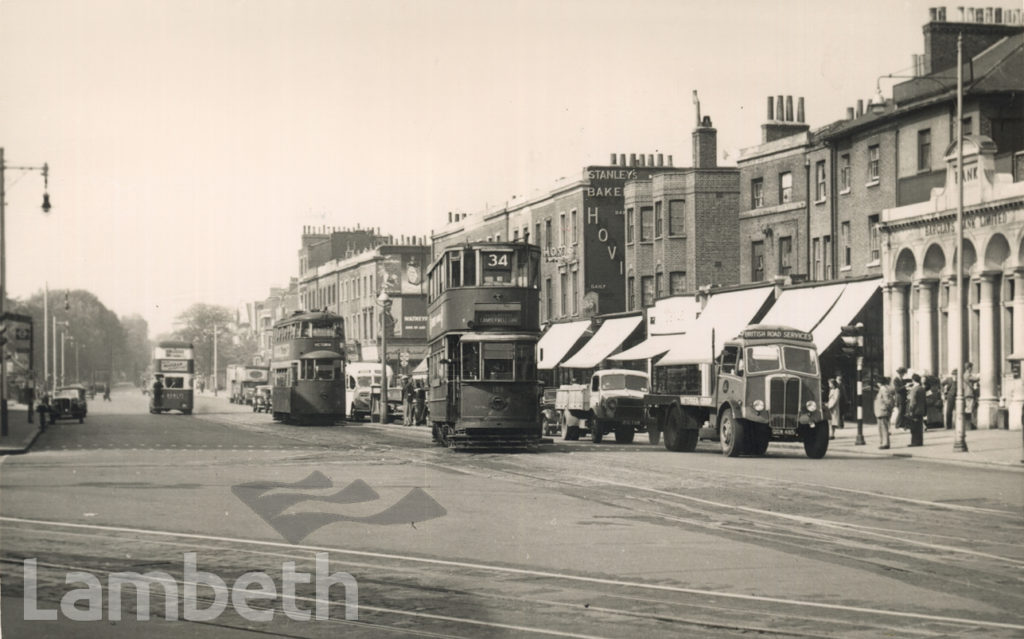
[{"left": 23, "top": 552, "right": 357, "bottom": 622}]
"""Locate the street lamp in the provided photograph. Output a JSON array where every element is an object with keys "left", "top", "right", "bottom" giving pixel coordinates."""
[
  {"left": 0, "top": 148, "right": 50, "bottom": 435},
  {"left": 376, "top": 290, "right": 392, "bottom": 424},
  {"left": 871, "top": 34, "right": 967, "bottom": 452}
]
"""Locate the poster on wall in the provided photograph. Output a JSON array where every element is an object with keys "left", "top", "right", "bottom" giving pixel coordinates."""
[
  {"left": 378, "top": 255, "right": 402, "bottom": 294},
  {"left": 402, "top": 297, "right": 427, "bottom": 338},
  {"left": 401, "top": 253, "right": 424, "bottom": 295}
]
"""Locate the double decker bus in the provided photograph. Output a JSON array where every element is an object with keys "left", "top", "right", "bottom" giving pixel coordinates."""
[
  {"left": 270, "top": 310, "right": 346, "bottom": 424},
  {"left": 151, "top": 341, "right": 194, "bottom": 415},
  {"left": 426, "top": 241, "right": 542, "bottom": 447}
]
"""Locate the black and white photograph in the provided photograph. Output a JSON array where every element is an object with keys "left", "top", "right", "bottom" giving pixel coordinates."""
[{"left": 1, "top": 1, "right": 1022, "bottom": 636}]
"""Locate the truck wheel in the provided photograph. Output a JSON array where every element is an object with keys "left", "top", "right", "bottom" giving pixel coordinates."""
[
  {"left": 614, "top": 425, "right": 635, "bottom": 444},
  {"left": 589, "top": 419, "right": 603, "bottom": 444},
  {"left": 663, "top": 407, "right": 682, "bottom": 451},
  {"left": 803, "top": 422, "right": 830, "bottom": 459},
  {"left": 565, "top": 425, "right": 580, "bottom": 441},
  {"left": 719, "top": 407, "right": 744, "bottom": 457},
  {"left": 747, "top": 424, "right": 770, "bottom": 455}
]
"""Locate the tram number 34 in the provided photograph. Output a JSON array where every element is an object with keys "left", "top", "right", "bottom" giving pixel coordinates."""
[{"left": 486, "top": 253, "right": 509, "bottom": 267}]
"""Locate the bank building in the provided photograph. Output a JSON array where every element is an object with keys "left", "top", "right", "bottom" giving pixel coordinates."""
[{"left": 880, "top": 136, "right": 1024, "bottom": 429}]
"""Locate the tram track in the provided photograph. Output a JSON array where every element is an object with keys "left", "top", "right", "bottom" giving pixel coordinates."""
[{"left": 2, "top": 515, "right": 1022, "bottom": 638}]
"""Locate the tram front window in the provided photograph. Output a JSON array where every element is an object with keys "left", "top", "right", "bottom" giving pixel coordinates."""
[
  {"left": 482, "top": 343, "right": 514, "bottom": 380},
  {"left": 302, "top": 359, "right": 337, "bottom": 380},
  {"left": 310, "top": 322, "right": 339, "bottom": 338},
  {"left": 164, "top": 376, "right": 184, "bottom": 389}
]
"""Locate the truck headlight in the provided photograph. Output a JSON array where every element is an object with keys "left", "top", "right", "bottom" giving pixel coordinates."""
[
  {"left": 805, "top": 400, "right": 817, "bottom": 412},
  {"left": 604, "top": 397, "right": 618, "bottom": 411},
  {"left": 752, "top": 399, "right": 765, "bottom": 412}
]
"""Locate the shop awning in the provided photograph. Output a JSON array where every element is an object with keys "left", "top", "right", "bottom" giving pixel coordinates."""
[
  {"left": 537, "top": 320, "right": 591, "bottom": 370},
  {"left": 609, "top": 333, "right": 678, "bottom": 361},
  {"left": 657, "top": 286, "right": 774, "bottom": 366},
  {"left": 812, "top": 279, "right": 882, "bottom": 351},
  {"left": 411, "top": 358, "right": 427, "bottom": 374},
  {"left": 561, "top": 316, "right": 643, "bottom": 368},
  {"left": 758, "top": 282, "right": 846, "bottom": 331}
]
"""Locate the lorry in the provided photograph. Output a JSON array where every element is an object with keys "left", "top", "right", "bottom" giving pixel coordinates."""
[
  {"left": 226, "top": 364, "right": 270, "bottom": 405},
  {"left": 345, "top": 361, "right": 397, "bottom": 421},
  {"left": 554, "top": 369, "right": 649, "bottom": 443},
  {"left": 643, "top": 325, "right": 830, "bottom": 458}
]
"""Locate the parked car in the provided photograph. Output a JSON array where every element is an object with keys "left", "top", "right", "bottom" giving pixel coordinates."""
[{"left": 52, "top": 386, "right": 88, "bottom": 423}]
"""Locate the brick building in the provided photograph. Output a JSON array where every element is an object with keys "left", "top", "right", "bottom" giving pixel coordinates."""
[
  {"left": 245, "top": 279, "right": 300, "bottom": 367},
  {"left": 299, "top": 240, "right": 431, "bottom": 375},
  {"left": 622, "top": 103, "right": 740, "bottom": 309},
  {"left": 432, "top": 154, "right": 681, "bottom": 324}
]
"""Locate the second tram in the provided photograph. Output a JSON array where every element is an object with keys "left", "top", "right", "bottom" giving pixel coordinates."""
[
  {"left": 269, "top": 310, "right": 346, "bottom": 424},
  {"left": 426, "top": 242, "right": 542, "bottom": 447}
]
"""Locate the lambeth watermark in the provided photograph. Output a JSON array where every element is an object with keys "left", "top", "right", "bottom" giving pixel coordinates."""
[{"left": 23, "top": 552, "right": 357, "bottom": 622}]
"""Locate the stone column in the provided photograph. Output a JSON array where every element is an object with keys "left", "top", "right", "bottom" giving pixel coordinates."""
[
  {"left": 882, "top": 284, "right": 893, "bottom": 375},
  {"left": 915, "top": 279, "right": 938, "bottom": 376},
  {"left": 976, "top": 272, "right": 1000, "bottom": 428},
  {"left": 947, "top": 274, "right": 965, "bottom": 379},
  {"left": 1011, "top": 269, "right": 1024, "bottom": 430},
  {"left": 890, "top": 283, "right": 910, "bottom": 373}
]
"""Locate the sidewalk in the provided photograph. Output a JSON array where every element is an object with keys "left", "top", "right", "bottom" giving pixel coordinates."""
[
  {"left": 0, "top": 404, "right": 42, "bottom": 455},
  {"left": 829, "top": 419, "right": 1024, "bottom": 469}
]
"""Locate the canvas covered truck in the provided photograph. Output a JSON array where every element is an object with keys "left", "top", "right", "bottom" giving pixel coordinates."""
[
  {"left": 226, "top": 364, "right": 270, "bottom": 404},
  {"left": 554, "top": 369, "right": 650, "bottom": 443},
  {"left": 643, "top": 325, "right": 830, "bottom": 458}
]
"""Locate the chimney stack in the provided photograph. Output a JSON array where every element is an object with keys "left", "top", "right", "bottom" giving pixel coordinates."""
[
  {"left": 761, "top": 94, "right": 811, "bottom": 143},
  {"left": 693, "top": 115, "right": 717, "bottom": 169}
]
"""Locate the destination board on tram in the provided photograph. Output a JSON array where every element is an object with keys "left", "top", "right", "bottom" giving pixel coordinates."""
[{"left": 159, "top": 360, "right": 192, "bottom": 373}]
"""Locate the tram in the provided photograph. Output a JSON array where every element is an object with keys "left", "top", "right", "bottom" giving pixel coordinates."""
[
  {"left": 151, "top": 341, "right": 194, "bottom": 414},
  {"left": 426, "top": 241, "right": 542, "bottom": 447},
  {"left": 269, "top": 310, "right": 346, "bottom": 424}
]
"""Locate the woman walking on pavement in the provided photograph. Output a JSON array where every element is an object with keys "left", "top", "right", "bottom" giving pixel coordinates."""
[{"left": 826, "top": 378, "right": 841, "bottom": 440}]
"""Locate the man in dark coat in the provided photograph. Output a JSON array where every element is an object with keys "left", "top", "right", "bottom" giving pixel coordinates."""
[
  {"left": 906, "top": 374, "right": 926, "bottom": 447},
  {"left": 152, "top": 376, "right": 164, "bottom": 411}
]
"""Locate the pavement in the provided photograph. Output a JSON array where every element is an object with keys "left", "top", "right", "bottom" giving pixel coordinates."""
[
  {"left": 829, "top": 418, "right": 1024, "bottom": 469},
  {"left": 0, "top": 404, "right": 42, "bottom": 455}
]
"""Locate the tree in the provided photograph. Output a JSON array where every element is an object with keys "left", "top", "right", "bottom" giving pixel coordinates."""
[{"left": 170, "top": 303, "right": 257, "bottom": 378}]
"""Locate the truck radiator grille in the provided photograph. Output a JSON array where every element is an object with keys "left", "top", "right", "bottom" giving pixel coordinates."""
[{"left": 769, "top": 377, "right": 800, "bottom": 431}]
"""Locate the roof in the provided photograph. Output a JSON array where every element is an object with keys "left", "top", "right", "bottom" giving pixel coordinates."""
[
  {"left": 561, "top": 315, "right": 643, "bottom": 368},
  {"left": 537, "top": 320, "right": 591, "bottom": 370}
]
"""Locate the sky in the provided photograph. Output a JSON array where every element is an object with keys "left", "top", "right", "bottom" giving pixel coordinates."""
[{"left": 1, "top": 0, "right": 949, "bottom": 335}]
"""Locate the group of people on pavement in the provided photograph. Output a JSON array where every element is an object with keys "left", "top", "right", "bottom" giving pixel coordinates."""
[
  {"left": 400, "top": 376, "right": 428, "bottom": 426},
  {"left": 856, "top": 363, "right": 980, "bottom": 450}
]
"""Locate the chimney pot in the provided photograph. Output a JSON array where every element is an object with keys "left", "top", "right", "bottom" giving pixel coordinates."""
[
  {"left": 619, "top": 153, "right": 626, "bottom": 166},
  {"left": 657, "top": 153, "right": 664, "bottom": 166},
  {"left": 797, "top": 97, "right": 805, "bottom": 123},
  {"left": 776, "top": 95, "right": 784, "bottom": 121},
  {"left": 767, "top": 96, "right": 774, "bottom": 121},
  {"left": 629, "top": 153, "right": 637, "bottom": 166},
  {"left": 610, "top": 153, "right": 617, "bottom": 165},
  {"left": 648, "top": 153, "right": 654, "bottom": 166},
  {"left": 667, "top": 155, "right": 673, "bottom": 167},
  {"left": 638, "top": 154, "right": 646, "bottom": 167},
  {"left": 785, "top": 96, "right": 794, "bottom": 121},
  {"left": 847, "top": 107, "right": 855, "bottom": 120},
  {"left": 857, "top": 99, "right": 864, "bottom": 117}
]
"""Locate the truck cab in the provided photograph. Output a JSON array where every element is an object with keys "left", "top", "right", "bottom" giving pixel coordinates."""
[
  {"left": 644, "top": 325, "right": 830, "bottom": 458},
  {"left": 555, "top": 369, "right": 649, "bottom": 443}
]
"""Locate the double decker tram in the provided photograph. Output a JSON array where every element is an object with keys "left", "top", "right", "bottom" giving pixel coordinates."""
[
  {"left": 426, "top": 242, "right": 542, "bottom": 447},
  {"left": 270, "top": 310, "right": 346, "bottom": 424}
]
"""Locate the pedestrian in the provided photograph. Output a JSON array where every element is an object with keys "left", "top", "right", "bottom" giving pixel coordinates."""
[
  {"left": 892, "top": 367, "right": 908, "bottom": 431},
  {"left": 835, "top": 373, "right": 846, "bottom": 427},
  {"left": 152, "top": 375, "right": 164, "bottom": 412},
  {"left": 413, "top": 380, "right": 427, "bottom": 425},
  {"left": 962, "top": 362, "right": 979, "bottom": 430},
  {"left": 942, "top": 369, "right": 957, "bottom": 430},
  {"left": 402, "top": 377, "right": 415, "bottom": 426},
  {"left": 826, "top": 378, "right": 841, "bottom": 440},
  {"left": 35, "top": 394, "right": 51, "bottom": 428},
  {"left": 907, "top": 373, "right": 926, "bottom": 446},
  {"left": 924, "top": 376, "right": 943, "bottom": 429},
  {"left": 873, "top": 376, "right": 894, "bottom": 449},
  {"left": 103, "top": 383, "right": 111, "bottom": 401}
]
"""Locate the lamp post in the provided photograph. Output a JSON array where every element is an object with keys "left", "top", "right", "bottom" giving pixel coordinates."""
[
  {"left": 376, "top": 290, "right": 392, "bottom": 424},
  {"left": 872, "top": 34, "right": 967, "bottom": 453},
  {"left": 0, "top": 148, "right": 50, "bottom": 435}
]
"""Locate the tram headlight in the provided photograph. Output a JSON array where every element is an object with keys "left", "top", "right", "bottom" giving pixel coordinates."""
[
  {"left": 752, "top": 399, "right": 765, "bottom": 412},
  {"left": 805, "top": 400, "right": 817, "bottom": 413}
]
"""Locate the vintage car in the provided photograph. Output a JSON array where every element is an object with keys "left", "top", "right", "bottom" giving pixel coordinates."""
[
  {"left": 252, "top": 385, "right": 273, "bottom": 413},
  {"left": 52, "top": 386, "right": 88, "bottom": 423}
]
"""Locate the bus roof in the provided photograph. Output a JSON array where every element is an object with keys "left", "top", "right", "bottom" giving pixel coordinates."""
[{"left": 157, "top": 340, "right": 194, "bottom": 349}]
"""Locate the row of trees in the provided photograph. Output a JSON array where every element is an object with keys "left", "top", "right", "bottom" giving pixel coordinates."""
[{"left": 5, "top": 291, "right": 257, "bottom": 389}]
